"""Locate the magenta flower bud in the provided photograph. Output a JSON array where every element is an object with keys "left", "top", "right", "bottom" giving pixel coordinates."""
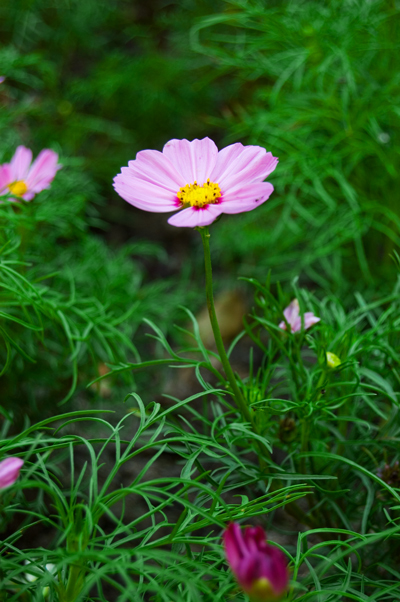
[
  {"left": 223, "top": 522, "right": 289, "bottom": 601},
  {"left": 279, "top": 298, "right": 320, "bottom": 333},
  {"left": 0, "top": 457, "right": 24, "bottom": 490}
]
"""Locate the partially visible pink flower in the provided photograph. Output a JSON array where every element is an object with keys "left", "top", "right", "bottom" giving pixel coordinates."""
[
  {"left": 278, "top": 299, "right": 320, "bottom": 333},
  {"left": 0, "top": 76, "right": 5, "bottom": 84},
  {"left": 223, "top": 522, "right": 288, "bottom": 602},
  {"left": 114, "top": 137, "right": 278, "bottom": 228},
  {"left": 0, "top": 146, "right": 61, "bottom": 201},
  {"left": 0, "top": 457, "right": 24, "bottom": 490}
]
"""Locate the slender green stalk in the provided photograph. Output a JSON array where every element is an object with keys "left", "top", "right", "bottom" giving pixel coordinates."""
[
  {"left": 300, "top": 419, "right": 309, "bottom": 475},
  {"left": 198, "top": 226, "right": 255, "bottom": 427},
  {"left": 197, "top": 226, "right": 327, "bottom": 529}
]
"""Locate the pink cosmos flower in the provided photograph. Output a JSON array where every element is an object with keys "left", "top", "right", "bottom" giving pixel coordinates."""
[
  {"left": 223, "top": 522, "right": 288, "bottom": 602},
  {"left": 278, "top": 299, "right": 320, "bottom": 333},
  {"left": 0, "top": 457, "right": 24, "bottom": 490},
  {"left": 0, "top": 145, "right": 61, "bottom": 201},
  {"left": 113, "top": 137, "right": 278, "bottom": 227}
]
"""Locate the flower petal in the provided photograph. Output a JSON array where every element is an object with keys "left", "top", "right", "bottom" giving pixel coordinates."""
[
  {"left": 304, "top": 313, "right": 320, "bottom": 329},
  {"left": 262, "top": 547, "right": 289, "bottom": 595},
  {"left": 292, "top": 316, "right": 302, "bottom": 332},
  {"left": 283, "top": 299, "right": 300, "bottom": 326},
  {"left": 162, "top": 138, "right": 218, "bottom": 185},
  {"left": 167, "top": 204, "right": 223, "bottom": 227},
  {"left": 223, "top": 523, "right": 248, "bottom": 572},
  {"left": 236, "top": 555, "right": 259, "bottom": 591},
  {"left": 128, "top": 149, "right": 185, "bottom": 191},
  {"left": 219, "top": 182, "right": 274, "bottom": 214},
  {"left": 9, "top": 146, "right": 32, "bottom": 181},
  {"left": 209, "top": 142, "right": 246, "bottom": 182},
  {"left": 0, "top": 457, "right": 24, "bottom": 489},
  {"left": 114, "top": 169, "right": 179, "bottom": 212},
  {"left": 211, "top": 144, "right": 278, "bottom": 190},
  {"left": 26, "top": 149, "right": 60, "bottom": 193},
  {"left": 0, "top": 165, "right": 12, "bottom": 194}
]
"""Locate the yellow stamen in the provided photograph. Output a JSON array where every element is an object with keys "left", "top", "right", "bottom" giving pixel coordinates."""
[
  {"left": 249, "top": 577, "right": 280, "bottom": 601},
  {"left": 177, "top": 179, "right": 221, "bottom": 208},
  {"left": 9, "top": 181, "right": 28, "bottom": 197}
]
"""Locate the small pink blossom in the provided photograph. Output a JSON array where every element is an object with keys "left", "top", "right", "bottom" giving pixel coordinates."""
[
  {"left": 279, "top": 299, "right": 320, "bottom": 333},
  {"left": 0, "top": 76, "right": 5, "bottom": 84},
  {"left": 0, "top": 457, "right": 24, "bottom": 490},
  {"left": 114, "top": 137, "right": 278, "bottom": 227},
  {"left": 223, "top": 522, "right": 288, "bottom": 602},
  {"left": 0, "top": 146, "right": 61, "bottom": 201}
]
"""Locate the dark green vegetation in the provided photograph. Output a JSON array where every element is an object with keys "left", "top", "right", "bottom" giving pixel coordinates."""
[{"left": 0, "top": 0, "right": 400, "bottom": 600}]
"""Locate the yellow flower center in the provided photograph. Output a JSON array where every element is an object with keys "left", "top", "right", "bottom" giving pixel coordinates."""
[
  {"left": 177, "top": 179, "right": 221, "bottom": 208},
  {"left": 249, "top": 577, "right": 280, "bottom": 602},
  {"left": 9, "top": 180, "right": 28, "bottom": 197}
]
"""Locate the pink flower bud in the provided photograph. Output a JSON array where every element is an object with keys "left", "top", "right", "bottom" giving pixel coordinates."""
[
  {"left": 279, "top": 298, "right": 320, "bottom": 333},
  {"left": 223, "top": 522, "right": 289, "bottom": 601},
  {"left": 0, "top": 457, "right": 24, "bottom": 490}
]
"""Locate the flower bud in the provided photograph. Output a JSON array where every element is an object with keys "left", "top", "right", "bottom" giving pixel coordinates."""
[
  {"left": 279, "top": 416, "right": 297, "bottom": 443},
  {"left": 326, "top": 352, "right": 341, "bottom": 369},
  {"left": 278, "top": 299, "right": 320, "bottom": 333},
  {"left": 223, "top": 522, "right": 288, "bottom": 601},
  {"left": 0, "top": 457, "right": 23, "bottom": 490}
]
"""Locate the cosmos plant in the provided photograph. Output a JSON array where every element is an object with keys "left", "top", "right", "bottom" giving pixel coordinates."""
[{"left": 114, "top": 137, "right": 278, "bottom": 430}]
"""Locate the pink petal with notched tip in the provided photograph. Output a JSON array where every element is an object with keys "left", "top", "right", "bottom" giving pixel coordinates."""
[
  {"left": 0, "top": 457, "right": 24, "bottom": 489},
  {"left": 220, "top": 182, "right": 274, "bottom": 214},
  {"left": 167, "top": 204, "right": 223, "bottom": 228},
  {"left": 26, "top": 149, "right": 60, "bottom": 193},
  {"left": 114, "top": 170, "right": 179, "bottom": 212},
  {"left": 9, "top": 146, "right": 32, "bottom": 181},
  {"left": 162, "top": 138, "right": 219, "bottom": 185},
  {"left": 211, "top": 144, "right": 278, "bottom": 190},
  {"left": 128, "top": 149, "right": 185, "bottom": 192}
]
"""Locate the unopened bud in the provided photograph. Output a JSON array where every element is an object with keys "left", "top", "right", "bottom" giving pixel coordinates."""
[
  {"left": 223, "top": 522, "right": 288, "bottom": 601},
  {"left": 326, "top": 352, "right": 341, "bottom": 369}
]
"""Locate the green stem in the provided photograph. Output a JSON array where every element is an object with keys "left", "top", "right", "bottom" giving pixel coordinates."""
[
  {"left": 198, "top": 226, "right": 254, "bottom": 428},
  {"left": 300, "top": 419, "right": 309, "bottom": 474},
  {"left": 197, "top": 226, "right": 329, "bottom": 530}
]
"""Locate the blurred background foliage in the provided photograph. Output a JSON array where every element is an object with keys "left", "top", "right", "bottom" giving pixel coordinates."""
[
  {"left": 1, "top": 0, "right": 399, "bottom": 293},
  {"left": 0, "top": 0, "right": 399, "bottom": 414}
]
